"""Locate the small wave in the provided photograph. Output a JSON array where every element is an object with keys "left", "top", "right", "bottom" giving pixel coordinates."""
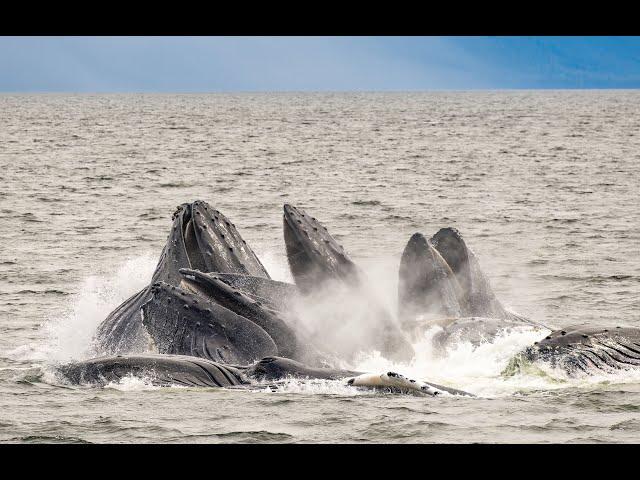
[
  {"left": 382, "top": 214, "right": 414, "bottom": 222},
  {"left": 186, "top": 431, "right": 294, "bottom": 443},
  {"left": 158, "top": 181, "right": 192, "bottom": 188},
  {"left": 14, "top": 289, "right": 69, "bottom": 296},
  {"left": 528, "top": 259, "right": 548, "bottom": 265},
  {"left": 20, "top": 213, "right": 44, "bottom": 223},
  {"left": 82, "top": 175, "right": 113, "bottom": 181},
  {"left": 9, "top": 435, "right": 91, "bottom": 444}
]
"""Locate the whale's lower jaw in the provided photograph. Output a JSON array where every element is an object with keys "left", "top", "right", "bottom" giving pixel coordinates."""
[{"left": 58, "top": 354, "right": 249, "bottom": 388}]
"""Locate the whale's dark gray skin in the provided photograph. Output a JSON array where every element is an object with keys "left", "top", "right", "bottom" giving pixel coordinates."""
[
  {"left": 520, "top": 326, "right": 640, "bottom": 375},
  {"left": 58, "top": 354, "right": 249, "bottom": 388},
  {"left": 398, "top": 230, "right": 541, "bottom": 344},
  {"left": 430, "top": 227, "right": 536, "bottom": 325},
  {"left": 211, "top": 273, "right": 299, "bottom": 312},
  {"left": 283, "top": 203, "right": 360, "bottom": 293},
  {"left": 95, "top": 200, "right": 270, "bottom": 354},
  {"left": 178, "top": 269, "right": 304, "bottom": 361},
  {"left": 58, "top": 354, "right": 474, "bottom": 397},
  {"left": 245, "top": 356, "right": 361, "bottom": 380},
  {"left": 283, "top": 204, "right": 415, "bottom": 363},
  {"left": 142, "top": 282, "right": 278, "bottom": 364},
  {"left": 175, "top": 201, "right": 271, "bottom": 279},
  {"left": 94, "top": 288, "right": 152, "bottom": 354},
  {"left": 398, "top": 233, "right": 465, "bottom": 334},
  {"left": 430, "top": 227, "right": 507, "bottom": 318}
]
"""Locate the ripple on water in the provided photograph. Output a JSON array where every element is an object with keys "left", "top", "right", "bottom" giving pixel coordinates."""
[
  {"left": 2, "top": 92, "right": 640, "bottom": 443},
  {"left": 10, "top": 435, "right": 92, "bottom": 444},
  {"left": 182, "top": 431, "right": 295, "bottom": 443}
]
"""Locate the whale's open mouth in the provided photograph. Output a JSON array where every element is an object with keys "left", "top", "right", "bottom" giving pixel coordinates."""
[
  {"left": 398, "top": 232, "right": 465, "bottom": 327},
  {"left": 430, "top": 227, "right": 470, "bottom": 279}
]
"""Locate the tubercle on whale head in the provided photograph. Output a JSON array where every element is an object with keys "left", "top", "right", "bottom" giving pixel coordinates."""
[
  {"left": 172, "top": 202, "right": 190, "bottom": 220},
  {"left": 142, "top": 280, "right": 280, "bottom": 364},
  {"left": 161, "top": 200, "right": 271, "bottom": 280},
  {"left": 283, "top": 203, "right": 362, "bottom": 292}
]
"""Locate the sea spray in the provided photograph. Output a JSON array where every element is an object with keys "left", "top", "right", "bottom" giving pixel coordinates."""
[
  {"left": 35, "top": 252, "right": 157, "bottom": 363},
  {"left": 20, "top": 249, "right": 640, "bottom": 399}
]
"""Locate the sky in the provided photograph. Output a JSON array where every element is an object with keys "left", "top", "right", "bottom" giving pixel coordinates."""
[{"left": 0, "top": 36, "right": 639, "bottom": 92}]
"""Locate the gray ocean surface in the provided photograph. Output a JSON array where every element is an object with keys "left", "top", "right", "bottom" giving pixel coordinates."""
[{"left": 1, "top": 92, "right": 639, "bottom": 443}]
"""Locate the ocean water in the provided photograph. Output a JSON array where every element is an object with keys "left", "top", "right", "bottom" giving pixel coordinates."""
[{"left": 1, "top": 91, "right": 639, "bottom": 443}]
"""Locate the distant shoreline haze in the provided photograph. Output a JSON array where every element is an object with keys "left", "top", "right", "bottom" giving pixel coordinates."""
[{"left": 1, "top": 36, "right": 639, "bottom": 91}]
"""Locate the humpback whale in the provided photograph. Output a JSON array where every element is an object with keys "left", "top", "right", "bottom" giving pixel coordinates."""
[
  {"left": 246, "top": 356, "right": 361, "bottom": 380},
  {"left": 398, "top": 227, "right": 544, "bottom": 348},
  {"left": 519, "top": 326, "right": 640, "bottom": 375},
  {"left": 346, "top": 372, "right": 470, "bottom": 396},
  {"left": 58, "top": 353, "right": 473, "bottom": 396},
  {"left": 396, "top": 226, "right": 640, "bottom": 376},
  {"left": 245, "top": 357, "right": 473, "bottom": 397},
  {"left": 95, "top": 201, "right": 269, "bottom": 354},
  {"left": 430, "top": 227, "right": 529, "bottom": 322},
  {"left": 283, "top": 204, "right": 415, "bottom": 363},
  {"left": 398, "top": 232, "right": 465, "bottom": 335},
  {"left": 58, "top": 354, "right": 249, "bottom": 388},
  {"left": 283, "top": 203, "right": 361, "bottom": 293}
]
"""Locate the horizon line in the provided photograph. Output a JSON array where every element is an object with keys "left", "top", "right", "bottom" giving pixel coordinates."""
[{"left": 2, "top": 88, "right": 640, "bottom": 94}]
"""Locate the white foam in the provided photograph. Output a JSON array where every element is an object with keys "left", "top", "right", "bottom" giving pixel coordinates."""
[
  {"left": 22, "top": 252, "right": 158, "bottom": 363},
  {"left": 18, "top": 249, "right": 640, "bottom": 398},
  {"left": 350, "top": 325, "right": 555, "bottom": 397},
  {"left": 104, "top": 374, "right": 163, "bottom": 392},
  {"left": 254, "top": 378, "right": 361, "bottom": 396}
]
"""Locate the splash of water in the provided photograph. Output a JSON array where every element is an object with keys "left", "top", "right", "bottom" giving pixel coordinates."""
[
  {"left": 104, "top": 374, "right": 164, "bottom": 392},
  {"left": 21, "top": 250, "right": 640, "bottom": 397},
  {"left": 350, "top": 325, "right": 553, "bottom": 397},
  {"left": 253, "top": 378, "right": 362, "bottom": 396},
  {"left": 31, "top": 252, "right": 158, "bottom": 363}
]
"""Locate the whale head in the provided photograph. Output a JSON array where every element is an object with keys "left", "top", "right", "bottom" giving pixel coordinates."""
[{"left": 152, "top": 200, "right": 270, "bottom": 285}]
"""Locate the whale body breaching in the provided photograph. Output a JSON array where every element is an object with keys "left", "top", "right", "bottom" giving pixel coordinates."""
[{"left": 60, "top": 200, "right": 640, "bottom": 393}]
